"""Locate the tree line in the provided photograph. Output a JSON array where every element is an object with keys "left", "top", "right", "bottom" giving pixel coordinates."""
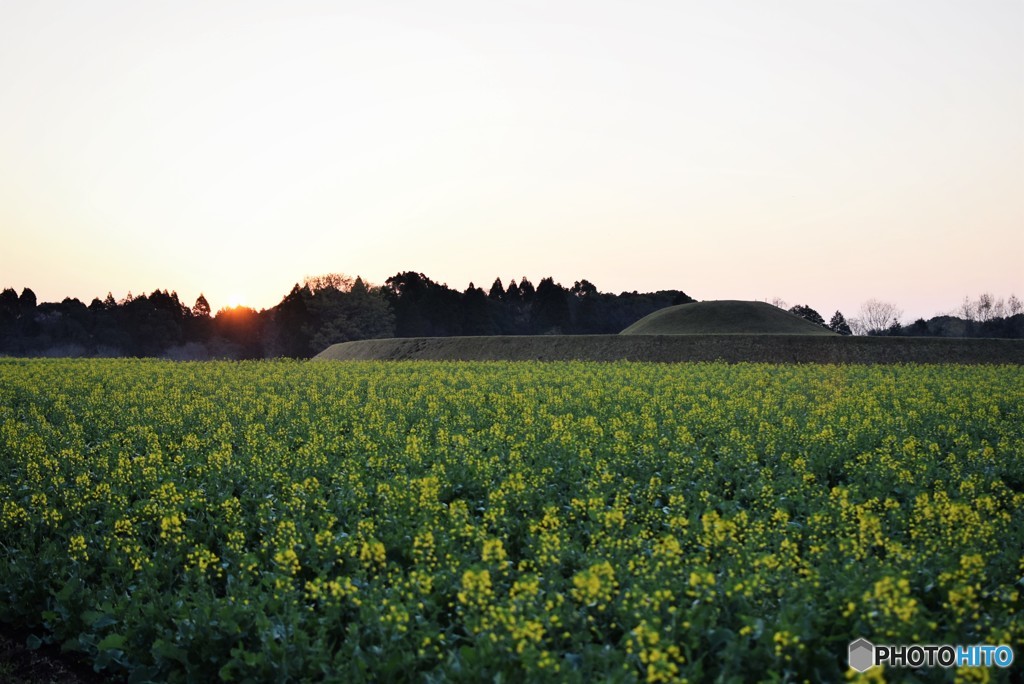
[
  {"left": 3, "top": 279, "right": 1020, "bottom": 359},
  {"left": 0, "top": 273, "right": 693, "bottom": 359},
  {"left": 778, "top": 294, "right": 1024, "bottom": 338}
]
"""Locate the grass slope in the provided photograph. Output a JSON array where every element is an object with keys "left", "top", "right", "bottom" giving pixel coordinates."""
[
  {"left": 621, "top": 300, "right": 837, "bottom": 335},
  {"left": 313, "top": 334, "right": 1024, "bottom": 364}
]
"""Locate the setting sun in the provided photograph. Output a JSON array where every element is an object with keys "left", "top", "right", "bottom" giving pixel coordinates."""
[{"left": 225, "top": 294, "right": 246, "bottom": 309}]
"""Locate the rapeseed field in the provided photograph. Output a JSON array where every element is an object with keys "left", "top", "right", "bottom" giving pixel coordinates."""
[{"left": 0, "top": 359, "right": 1021, "bottom": 682}]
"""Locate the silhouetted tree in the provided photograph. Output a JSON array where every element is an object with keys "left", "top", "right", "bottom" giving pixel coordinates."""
[
  {"left": 26, "top": 298, "right": 91, "bottom": 355},
  {"left": 119, "top": 291, "right": 185, "bottom": 355},
  {"left": 308, "top": 276, "right": 395, "bottom": 351},
  {"left": 91, "top": 295, "right": 129, "bottom": 354},
  {"left": 828, "top": 311, "right": 852, "bottom": 336},
  {"left": 461, "top": 283, "right": 495, "bottom": 335},
  {"left": 906, "top": 318, "right": 930, "bottom": 336},
  {"left": 0, "top": 290, "right": 18, "bottom": 351},
  {"left": 304, "top": 273, "right": 354, "bottom": 293},
  {"left": 264, "top": 284, "right": 313, "bottom": 357},
  {"left": 569, "top": 280, "right": 600, "bottom": 333},
  {"left": 789, "top": 304, "right": 827, "bottom": 328},
  {"left": 519, "top": 277, "right": 535, "bottom": 304},
  {"left": 499, "top": 278, "right": 539, "bottom": 333},
  {"left": 533, "top": 277, "right": 570, "bottom": 333},
  {"left": 671, "top": 292, "right": 692, "bottom": 306},
  {"left": 0, "top": 288, "right": 18, "bottom": 322},
  {"left": 192, "top": 294, "right": 211, "bottom": 318},
  {"left": 213, "top": 305, "right": 263, "bottom": 358},
  {"left": 19, "top": 288, "right": 37, "bottom": 312},
  {"left": 384, "top": 272, "right": 462, "bottom": 337},
  {"left": 571, "top": 280, "right": 598, "bottom": 298},
  {"left": 488, "top": 278, "right": 505, "bottom": 302},
  {"left": 385, "top": 272, "right": 433, "bottom": 336}
]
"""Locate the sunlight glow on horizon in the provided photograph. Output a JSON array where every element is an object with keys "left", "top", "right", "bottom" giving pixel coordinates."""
[{"left": 1, "top": 0, "right": 1021, "bottom": 323}]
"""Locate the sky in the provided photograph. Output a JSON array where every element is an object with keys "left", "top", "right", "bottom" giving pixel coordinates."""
[{"left": 1, "top": 0, "right": 1021, "bottom": 321}]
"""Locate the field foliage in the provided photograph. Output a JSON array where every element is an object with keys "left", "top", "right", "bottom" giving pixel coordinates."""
[{"left": 0, "top": 359, "right": 1022, "bottom": 682}]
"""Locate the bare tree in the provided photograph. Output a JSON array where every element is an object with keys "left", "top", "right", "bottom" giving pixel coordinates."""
[
  {"left": 852, "top": 298, "right": 903, "bottom": 335},
  {"left": 769, "top": 297, "right": 788, "bottom": 310},
  {"left": 977, "top": 293, "right": 995, "bottom": 322},
  {"left": 957, "top": 293, "right": 1019, "bottom": 321},
  {"left": 1009, "top": 294, "right": 1023, "bottom": 316},
  {"left": 991, "top": 297, "right": 1007, "bottom": 320},
  {"left": 303, "top": 273, "right": 355, "bottom": 294},
  {"left": 958, "top": 296, "right": 977, "bottom": 322}
]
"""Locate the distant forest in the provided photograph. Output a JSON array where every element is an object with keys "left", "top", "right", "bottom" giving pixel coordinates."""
[
  {"left": 0, "top": 273, "right": 693, "bottom": 359},
  {"left": 1, "top": 275, "right": 1020, "bottom": 359}
]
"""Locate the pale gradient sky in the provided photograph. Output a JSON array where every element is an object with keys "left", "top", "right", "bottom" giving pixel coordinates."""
[{"left": 1, "top": 0, "right": 1021, "bottom": 321}]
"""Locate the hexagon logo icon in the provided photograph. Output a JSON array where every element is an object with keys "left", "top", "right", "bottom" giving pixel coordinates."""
[{"left": 849, "top": 638, "right": 875, "bottom": 672}]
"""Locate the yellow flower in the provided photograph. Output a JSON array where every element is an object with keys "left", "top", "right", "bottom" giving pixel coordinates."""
[
  {"left": 482, "top": 538, "right": 507, "bottom": 564},
  {"left": 274, "top": 548, "right": 301, "bottom": 575},
  {"left": 68, "top": 535, "right": 88, "bottom": 562},
  {"left": 358, "top": 540, "right": 386, "bottom": 569},
  {"left": 571, "top": 561, "right": 617, "bottom": 608},
  {"left": 458, "top": 568, "right": 493, "bottom": 607}
]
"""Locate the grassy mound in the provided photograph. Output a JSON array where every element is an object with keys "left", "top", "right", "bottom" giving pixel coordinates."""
[
  {"left": 313, "top": 335, "right": 1024, "bottom": 364},
  {"left": 620, "top": 300, "right": 836, "bottom": 335}
]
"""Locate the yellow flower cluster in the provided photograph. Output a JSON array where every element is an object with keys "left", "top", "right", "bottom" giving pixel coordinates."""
[
  {"left": 68, "top": 534, "right": 88, "bottom": 562},
  {"left": 185, "top": 547, "right": 223, "bottom": 578},
  {"left": 571, "top": 560, "right": 618, "bottom": 610},
  {"left": 458, "top": 568, "right": 493, "bottom": 609},
  {"left": 628, "top": 621, "right": 685, "bottom": 683}
]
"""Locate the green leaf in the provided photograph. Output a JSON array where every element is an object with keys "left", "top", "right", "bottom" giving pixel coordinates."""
[
  {"left": 152, "top": 638, "right": 188, "bottom": 665},
  {"left": 459, "top": 646, "right": 478, "bottom": 667},
  {"left": 97, "top": 633, "right": 126, "bottom": 651},
  {"left": 56, "top": 579, "right": 78, "bottom": 602},
  {"left": 127, "top": 665, "right": 163, "bottom": 684},
  {"left": 127, "top": 667, "right": 163, "bottom": 684},
  {"left": 708, "top": 627, "right": 735, "bottom": 649},
  {"left": 61, "top": 636, "right": 86, "bottom": 653},
  {"left": 26, "top": 634, "right": 42, "bottom": 650},
  {"left": 93, "top": 614, "right": 118, "bottom": 630}
]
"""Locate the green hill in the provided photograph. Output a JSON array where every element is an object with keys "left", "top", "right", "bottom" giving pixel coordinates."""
[
  {"left": 312, "top": 334, "right": 1024, "bottom": 364},
  {"left": 620, "top": 300, "right": 837, "bottom": 336}
]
